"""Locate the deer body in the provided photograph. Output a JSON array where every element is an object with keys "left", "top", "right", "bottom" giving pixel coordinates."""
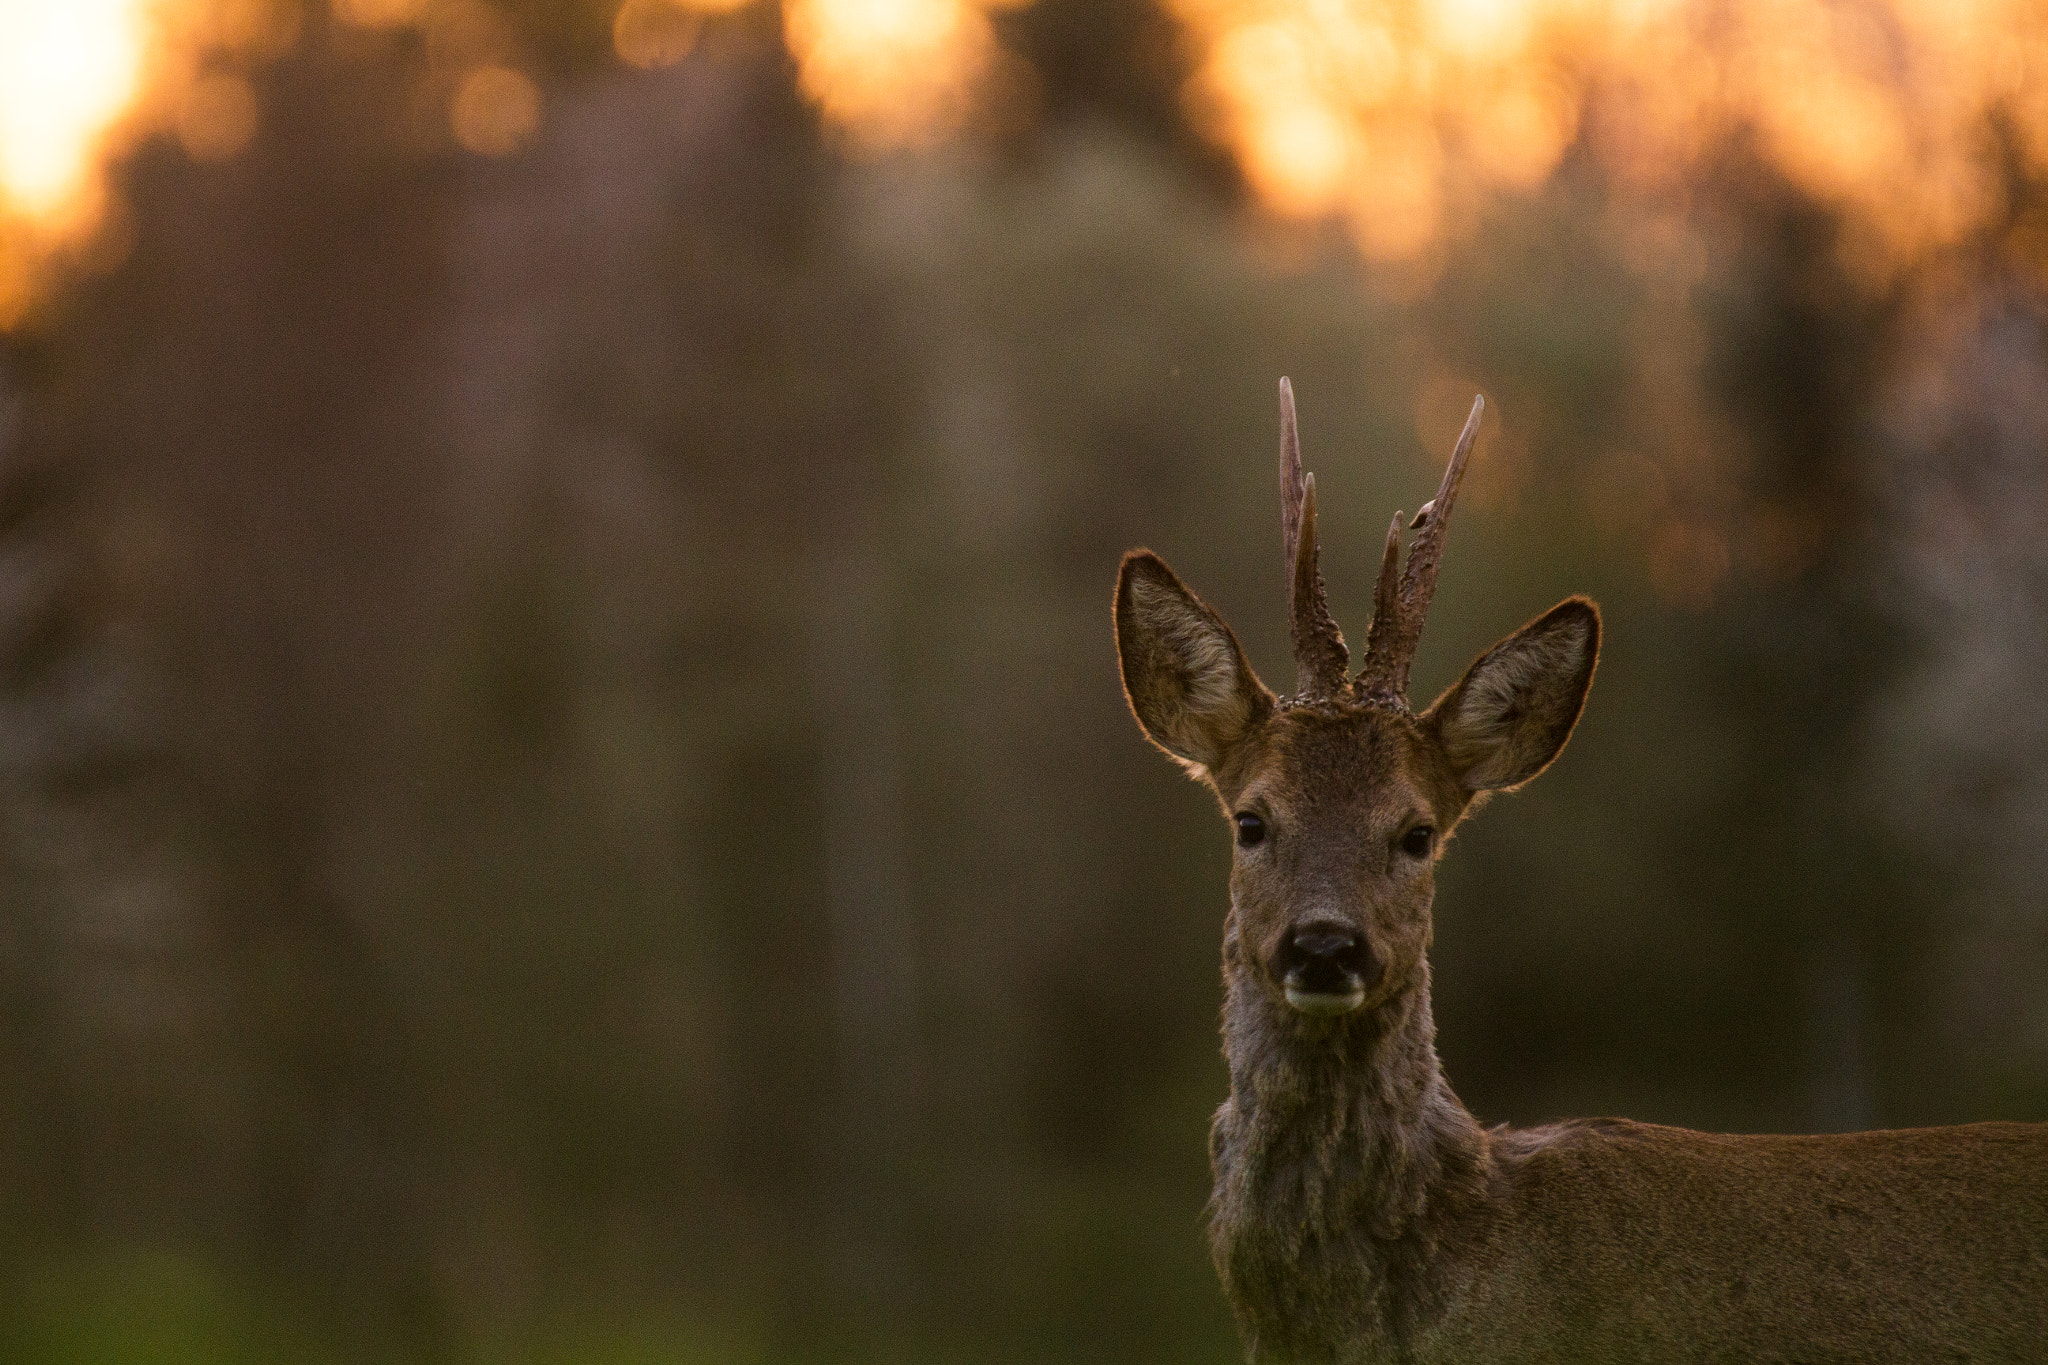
[
  {"left": 1213, "top": 963, "right": 2048, "bottom": 1363},
  {"left": 1117, "top": 382, "right": 2048, "bottom": 1364}
]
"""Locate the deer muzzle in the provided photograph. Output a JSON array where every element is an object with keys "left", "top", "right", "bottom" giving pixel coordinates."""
[{"left": 1275, "top": 921, "right": 1378, "bottom": 1016}]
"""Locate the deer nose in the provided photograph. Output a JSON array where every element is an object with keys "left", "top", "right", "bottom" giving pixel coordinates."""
[{"left": 1276, "top": 922, "right": 1378, "bottom": 1010}]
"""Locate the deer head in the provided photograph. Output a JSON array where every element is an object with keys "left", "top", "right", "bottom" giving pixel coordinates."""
[{"left": 1115, "top": 380, "right": 1598, "bottom": 1022}]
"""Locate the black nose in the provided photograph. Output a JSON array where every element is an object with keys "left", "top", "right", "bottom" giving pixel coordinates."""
[{"left": 1276, "top": 922, "right": 1378, "bottom": 996}]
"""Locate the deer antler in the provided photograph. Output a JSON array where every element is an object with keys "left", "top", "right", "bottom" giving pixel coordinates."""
[
  {"left": 1356, "top": 394, "right": 1484, "bottom": 708},
  {"left": 1279, "top": 378, "right": 1351, "bottom": 700}
]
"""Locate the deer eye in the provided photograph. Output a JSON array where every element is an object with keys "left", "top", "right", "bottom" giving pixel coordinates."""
[
  {"left": 1234, "top": 812, "right": 1266, "bottom": 847},
  {"left": 1399, "top": 824, "right": 1435, "bottom": 859}
]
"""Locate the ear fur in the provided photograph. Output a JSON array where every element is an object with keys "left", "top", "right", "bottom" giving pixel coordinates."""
[
  {"left": 1115, "top": 551, "right": 1273, "bottom": 776},
  {"left": 1424, "top": 597, "right": 1599, "bottom": 792}
]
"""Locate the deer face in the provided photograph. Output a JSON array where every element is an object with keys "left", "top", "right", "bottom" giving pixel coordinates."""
[
  {"left": 1114, "top": 384, "right": 1597, "bottom": 1024},
  {"left": 1216, "top": 707, "right": 1455, "bottom": 1016}
]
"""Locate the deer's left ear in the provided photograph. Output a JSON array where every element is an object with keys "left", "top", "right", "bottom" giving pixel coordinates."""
[{"left": 1422, "top": 597, "right": 1599, "bottom": 792}]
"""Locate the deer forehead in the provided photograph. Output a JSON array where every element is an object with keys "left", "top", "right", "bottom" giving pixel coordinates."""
[{"left": 1223, "top": 707, "right": 1441, "bottom": 822}]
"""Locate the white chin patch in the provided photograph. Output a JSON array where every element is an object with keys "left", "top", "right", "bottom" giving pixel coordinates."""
[{"left": 1285, "top": 985, "right": 1365, "bottom": 1017}]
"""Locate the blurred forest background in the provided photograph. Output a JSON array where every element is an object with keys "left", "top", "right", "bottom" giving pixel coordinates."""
[{"left": 1, "top": 0, "right": 2047, "bottom": 1360}]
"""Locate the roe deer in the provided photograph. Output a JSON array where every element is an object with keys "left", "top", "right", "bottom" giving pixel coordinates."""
[{"left": 1114, "top": 380, "right": 2048, "bottom": 1364}]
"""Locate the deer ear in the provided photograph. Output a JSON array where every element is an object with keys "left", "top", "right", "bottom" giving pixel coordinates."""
[
  {"left": 1424, "top": 597, "right": 1599, "bottom": 792},
  {"left": 1116, "top": 551, "right": 1274, "bottom": 775}
]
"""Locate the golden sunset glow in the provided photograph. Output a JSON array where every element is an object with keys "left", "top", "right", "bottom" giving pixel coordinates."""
[
  {"left": 0, "top": 0, "right": 305, "bottom": 326},
  {"left": 1175, "top": 0, "right": 1587, "bottom": 261},
  {"left": 6, "top": 0, "right": 2048, "bottom": 331},
  {"left": 0, "top": 0, "right": 151, "bottom": 223},
  {"left": 785, "top": 0, "right": 1025, "bottom": 150},
  {"left": 1172, "top": 0, "right": 2048, "bottom": 272}
]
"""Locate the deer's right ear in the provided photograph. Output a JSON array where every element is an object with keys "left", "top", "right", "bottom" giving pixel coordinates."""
[{"left": 1116, "top": 551, "right": 1274, "bottom": 776}]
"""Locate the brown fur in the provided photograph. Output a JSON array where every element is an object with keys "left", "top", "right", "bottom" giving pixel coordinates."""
[{"left": 1116, "top": 548, "right": 2048, "bottom": 1363}]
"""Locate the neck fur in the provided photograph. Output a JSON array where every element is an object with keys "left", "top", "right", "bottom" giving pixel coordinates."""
[{"left": 1209, "top": 957, "right": 1492, "bottom": 1360}]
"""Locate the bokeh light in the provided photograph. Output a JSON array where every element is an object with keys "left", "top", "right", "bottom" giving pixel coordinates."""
[
  {"left": 1169, "top": 0, "right": 2048, "bottom": 274},
  {"left": 332, "top": 0, "right": 430, "bottom": 25},
  {"left": 613, "top": 0, "right": 752, "bottom": 70},
  {"left": 0, "top": 0, "right": 150, "bottom": 224},
  {"left": 451, "top": 63, "right": 540, "bottom": 155},
  {"left": 0, "top": 0, "right": 301, "bottom": 327},
  {"left": 784, "top": 0, "right": 1028, "bottom": 150},
  {"left": 175, "top": 69, "right": 260, "bottom": 161},
  {"left": 7, "top": 0, "right": 2048, "bottom": 320}
]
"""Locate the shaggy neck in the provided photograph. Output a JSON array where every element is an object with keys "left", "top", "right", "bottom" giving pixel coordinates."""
[{"left": 1211, "top": 962, "right": 1492, "bottom": 1359}]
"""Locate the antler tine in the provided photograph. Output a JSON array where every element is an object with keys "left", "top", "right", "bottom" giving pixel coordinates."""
[
  {"left": 1356, "top": 513, "right": 1406, "bottom": 705},
  {"left": 1279, "top": 377, "right": 1306, "bottom": 582},
  {"left": 1276, "top": 379, "right": 1349, "bottom": 700},
  {"left": 1357, "top": 393, "right": 1484, "bottom": 706},
  {"left": 1400, "top": 393, "right": 1483, "bottom": 607},
  {"left": 1290, "top": 473, "right": 1351, "bottom": 698}
]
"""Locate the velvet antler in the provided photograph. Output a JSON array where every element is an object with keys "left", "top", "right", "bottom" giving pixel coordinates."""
[
  {"left": 1279, "top": 378, "right": 1350, "bottom": 700},
  {"left": 1355, "top": 394, "right": 1483, "bottom": 708}
]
